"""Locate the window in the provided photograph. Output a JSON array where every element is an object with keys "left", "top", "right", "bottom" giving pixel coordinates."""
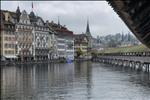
[
  {"left": 20, "top": 20, "right": 22, "bottom": 23},
  {"left": 5, "top": 44, "right": 8, "bottom": 48},
  {"left": 12, "top": 51, "right": 14, "bottom": 54},
  {"left": 5, "top": 50, "right": 8, "bottom": 54},
  {"left": 12, "top": 44, "right": 15, "bottom": 48},
  {"left": 9, "top": 44, "right": 11, "bottom": 48},
  {"left": 46, "top": 37, "right": 49, "bottom": 41},
  {"left": 9, "top": 37, "right": 11, "bottom": 41},
  {"left": 19, "top": 43, "right": 21, "bottom": 47},
  {"left": 5, "top": 37, "right": 8, "bottom": 41},
  {"left": 58, "top": 45, "right": 65, "bottom": 49}
]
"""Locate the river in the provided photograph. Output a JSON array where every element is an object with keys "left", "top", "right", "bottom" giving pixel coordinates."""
[{"left": 1, "top": 61, "right": 150, "bottom": 100}]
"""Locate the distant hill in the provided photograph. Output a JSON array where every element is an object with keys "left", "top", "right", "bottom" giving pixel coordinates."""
[{"left": 98, "top": 44, "right": 150, "bottom": 54}]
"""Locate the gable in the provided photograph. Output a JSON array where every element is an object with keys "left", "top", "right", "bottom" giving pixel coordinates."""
[
  {"left": 19, "top": 10, "right": 30, "bottom": 24},
  {"left": 37, "top": 18, "right": 44, "bottom": 26}
]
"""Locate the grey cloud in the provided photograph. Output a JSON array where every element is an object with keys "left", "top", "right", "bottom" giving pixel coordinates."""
[{"left": 1, "top": 1, "right": 130, "bottom": 37}]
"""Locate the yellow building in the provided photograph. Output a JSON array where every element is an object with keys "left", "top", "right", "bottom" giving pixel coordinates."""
[
  {"left": 74, "top": 34, "right": 88, "bottom": 57},
  {"left": 1, "top": 10, "right": 17, "bottom": 61}
]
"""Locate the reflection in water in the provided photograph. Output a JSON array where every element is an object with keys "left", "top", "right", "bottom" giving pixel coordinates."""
[{"left": 1, "top": 62, "right": 150, "bottom": 100}]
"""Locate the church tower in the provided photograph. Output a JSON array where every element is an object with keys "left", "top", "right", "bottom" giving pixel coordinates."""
[
  {"left": 16, "top": 6, "right": 21, "bottom": 22},
  {"left": 85, "top": 19, "right": 92, "bottom": 37},
  {"left": 85, "top": 19, "right": 93, "bottom": 49}
]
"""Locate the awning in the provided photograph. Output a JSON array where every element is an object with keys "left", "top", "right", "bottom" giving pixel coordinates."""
[{"left": 4, "top": 55, "right": 17, "bottom": 58}]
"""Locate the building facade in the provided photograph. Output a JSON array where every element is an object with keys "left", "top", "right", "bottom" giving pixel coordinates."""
[
  {"left": 16, "top": 10, "right": 33, "bottom": 61},
  {"left": 1, "top": 10, "right": 17, "bottom": 61},
  {"left": 1, "top": 6, "right": 76, "bottom": 62},
  {"left": 74, "top": 34, "right": 88, "bottom": 58},
  {"left": 48, "top": 21, "right": 74, "bottom": 60},
  {"left": 29, "top": 12, "right": 51, "bottom": 61}
]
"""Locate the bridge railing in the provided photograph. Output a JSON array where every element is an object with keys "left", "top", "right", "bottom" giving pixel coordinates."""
[{"left": 97, "top": 52, "right": 150, "bottom": 57}]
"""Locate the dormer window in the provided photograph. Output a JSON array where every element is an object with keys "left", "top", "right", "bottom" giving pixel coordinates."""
[
  {"left": 27, "top": 21, "right": 29, "bottom": 24},
  {"left": 20, "top": 20, "right": 22, "bottom": 23}
]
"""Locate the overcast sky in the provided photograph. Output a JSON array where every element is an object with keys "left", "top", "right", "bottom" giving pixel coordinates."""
[{"left": 1, "top": 1, "right": 131, "bottom": 37}]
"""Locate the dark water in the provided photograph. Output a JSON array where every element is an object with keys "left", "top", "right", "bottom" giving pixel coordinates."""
[{"left": 1, "top": 62, "right": 150, "bottom": 100}]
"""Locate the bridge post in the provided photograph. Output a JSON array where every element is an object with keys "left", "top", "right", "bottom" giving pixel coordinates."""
[
  {"left": 136, "top": 61, "right": 142, "bottom": 71},
  {"left": 145, "top": 63, "right": 150, "bottom": 73}
]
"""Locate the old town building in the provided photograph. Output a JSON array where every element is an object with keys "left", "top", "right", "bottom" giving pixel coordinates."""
[
  {"left": 48, "top": 21, "right": 74, "bottom": 60},
  {"left": 74, "top": 34, "right": 88, "bottom": 58},
  {"left": 73, "top": 20, "right": 93, "bottom": 58},
  {"left": 29, "top": 12, "right": 51, "bottom": 61},
  {"left": 1, "top": 6, "right": 76, "bottom": 61},
  {"left": 16, "top": 9, "right": 33, "bottom": 61},
  {"left": 45, "top": 21, "right": 57, "bottom": 60},
  {"left": 0, "top": 10, "right": 17, "bottom": 61}
]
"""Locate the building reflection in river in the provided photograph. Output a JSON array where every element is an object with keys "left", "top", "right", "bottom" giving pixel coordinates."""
[
  {"left": 1, "top": 62, "right": 92, "bottom": 100},
  {"left": 1, "top": 62, "right": 150, "bottom": 100}
]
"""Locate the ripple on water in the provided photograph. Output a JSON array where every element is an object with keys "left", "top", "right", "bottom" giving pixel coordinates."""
[{"left": 1, "top": 62, "right": 150, "bottom": 100}]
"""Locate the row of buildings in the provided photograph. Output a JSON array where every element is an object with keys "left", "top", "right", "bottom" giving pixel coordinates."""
[{"left": 0, "top": 6, "right": 94, "bottom": 61}]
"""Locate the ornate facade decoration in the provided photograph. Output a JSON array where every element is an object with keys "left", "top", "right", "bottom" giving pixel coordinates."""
[
  {"left": 16, "top": 10, "right": 33, "bottom": 61},
  {"left": 29, "top": 12, "right": 51, "bottom": 60}
]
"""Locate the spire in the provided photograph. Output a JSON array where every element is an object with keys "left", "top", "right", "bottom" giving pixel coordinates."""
[
  {"left": 58, "top": 16, "right": 60, "bottom": 25},
  {"left": 85, "top": 19, "right": 91, "bottom": 37},
  {"left": 32, "top": 2, "right": 34, "bottom": 11},
  {"left": 16, "top": 6, "right": 20, "bottom": 14},
  {"left": 121, "top": 31, "right": 124, "bottom": 42},
  {"left": 16, "top": 6, "right": 21, "bottom": 22},
  {"left": 29, "top": 2, "right": 36, "bottom": 20}
]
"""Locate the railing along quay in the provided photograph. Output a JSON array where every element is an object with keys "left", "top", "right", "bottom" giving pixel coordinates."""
[
  {"left": 93, "top": 52, "right": 150, "bottom": 73},
  {"left": 0, "top": 59, "right": 61, "bottom": 66}
]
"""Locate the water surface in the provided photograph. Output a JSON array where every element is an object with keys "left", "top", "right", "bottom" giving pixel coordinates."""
[{"left": 1, "top": 62, "right": 150, "bottom": 100}]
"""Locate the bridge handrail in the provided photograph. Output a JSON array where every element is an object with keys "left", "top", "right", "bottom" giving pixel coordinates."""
[{"left": 97, "top": 52, "right": 150, "bottom": 57}]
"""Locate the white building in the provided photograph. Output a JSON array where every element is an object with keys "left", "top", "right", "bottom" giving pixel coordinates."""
[
  {"left": 66, "top": 38, "right": 74, "bottom": 60},
  {"left": 57, "top": 37, "right": 66, "bottom": 58},
  {"left": 16, "top": 10, "right": 33, "bottom": 61},
  {"left": 56, "top": 34, "right": 74, "bottom": 60},
  {"left": 48, "top": 21, "right": 74, "bottom": 60},
  {"left": 29, "top": 11, "right": 51, "bottom": 61}
]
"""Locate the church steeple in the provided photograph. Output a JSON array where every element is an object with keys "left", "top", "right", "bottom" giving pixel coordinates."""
[
  {"left": 58, "top": 16, "right": 60, "bottom": 25},
  {"left": 29, "top": 2, "right": 36, "bottom": 22},
  {"left": 16, "top": 6, "right": 21, "bottom": 14},
  {"left": 16, "top": 6, "right": 21, "bottom": 22},
  {"left": 85, "top": 19, "right": 92, "bottom": 37}
]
